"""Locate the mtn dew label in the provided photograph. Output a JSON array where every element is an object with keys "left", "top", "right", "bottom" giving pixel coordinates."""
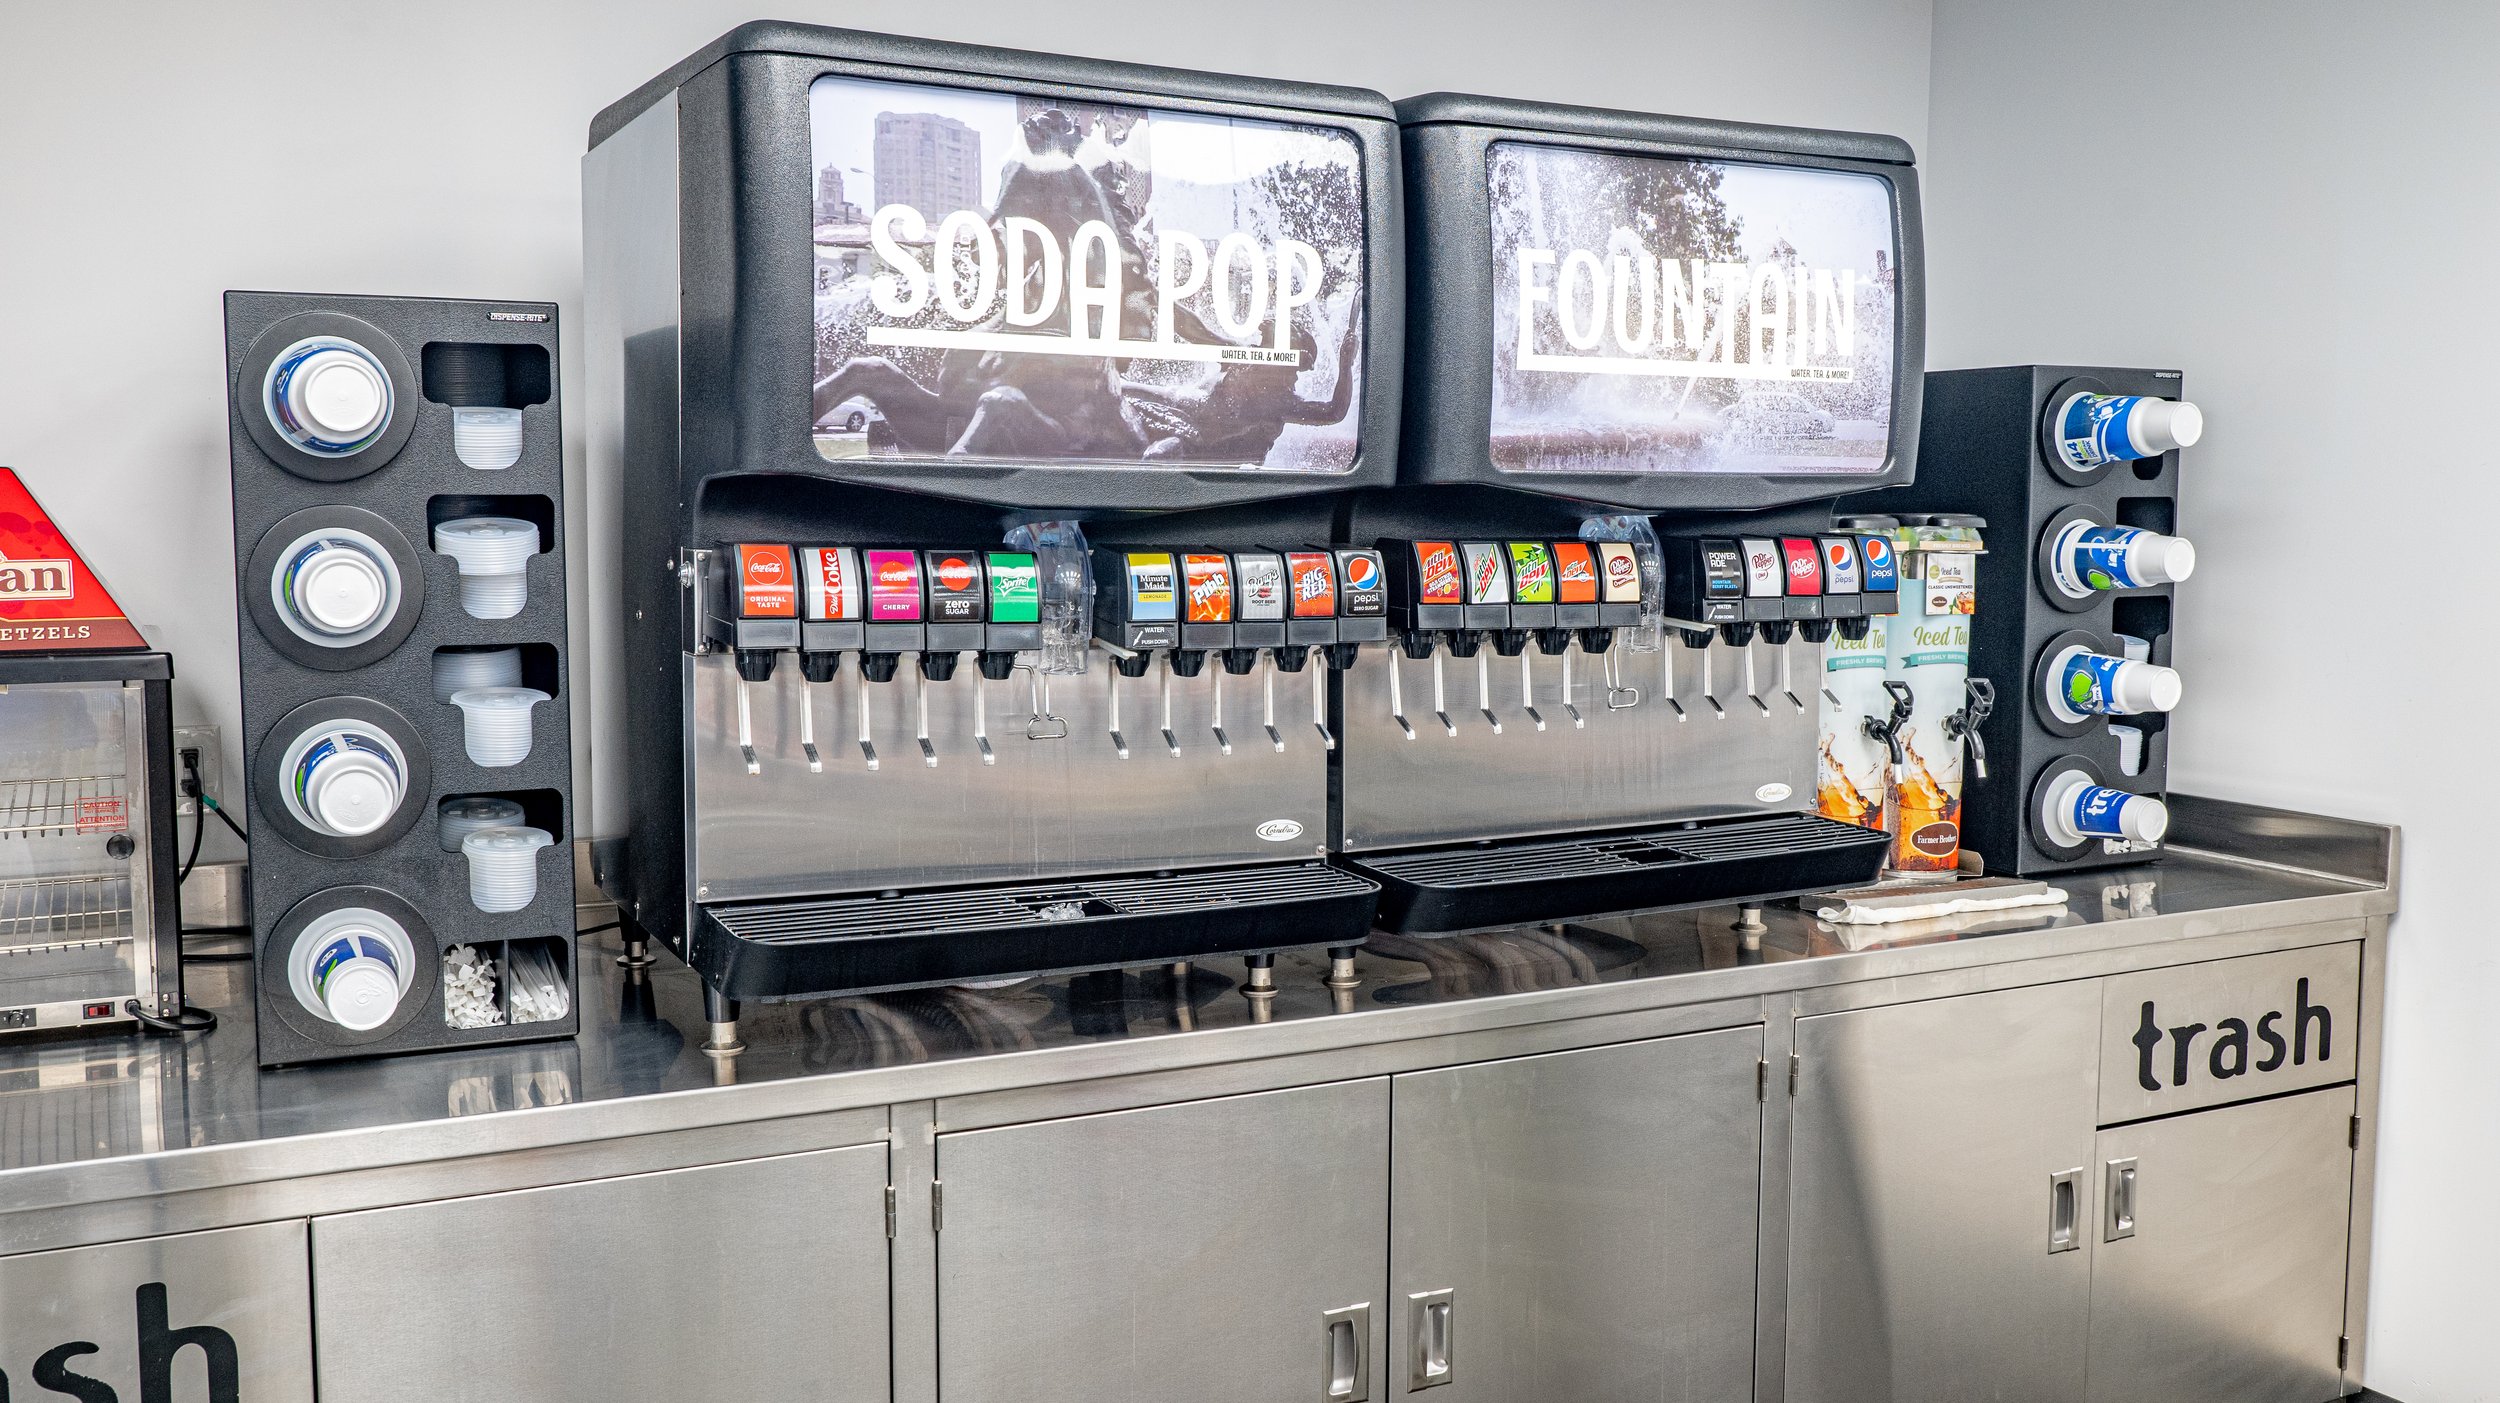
[{"left": 1816, "top": 615, "right": 1891, "bottom": 830}]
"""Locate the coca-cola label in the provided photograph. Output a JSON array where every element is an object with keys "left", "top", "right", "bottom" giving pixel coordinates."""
[
  {"left": 1461, "top": 543, "right": 1510, "bottom": 605},
  {"left": 1597, "top": 541, "right": 1643, "bottom": 603},
  {"left": 925, "top": 551, "right": 986, "bottom": 622},
  {"left": 1124, "top": 553, "right": 1178, "bottom": 622},
  {"left": 1234, "top": 553, "right": 1286, "bottom": 620},
  {"left": 1505, "top": 543, "right": 1556, "bottom": 603},
  {"left": 1819, "top": 537, "right": 1862, "bottom": 594},
  {"left": 865, "top": 549, "right": 923, "bottom": 620},
  {"left": 1779, "top": 538, "right": 1822, "bottom": 595},
  {"left": 1739, "top": 538, "right": 1783, "bottom": 598},
  {"left": 1414, "top": 542, "right": 1463, "bottom": 605},
  {"left": 1552, "top": 542, "right": 1599, "bottom": 603},
  {"left": 1286, "top": 552, "right": 1337, "bottom": 618},
  {"left": 1335, "top": 549, "right": 1386, "bottom": 615},
  {"left": 804, "top": 546, "right": 863, "bottom": 621},
  {"left": 736, "top": 544, "right": 798, "bottom": 618},
  {"left": 1184, "top": 553, "right": 1235, "bottom": 623}
]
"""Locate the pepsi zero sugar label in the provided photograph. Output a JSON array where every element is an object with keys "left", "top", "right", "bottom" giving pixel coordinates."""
[
  {"left": 2050, "top": 646, "right": 2183, "bottom": 722},
  {"left": 2053, "top": 392, "right": 2204, "bottom": 472},
  {"left": 1334, "top": 550, "right": 1386, "bottom": 615},
  {"left": 2049, "top": 522, "right": 2198, "bottom": 598}
]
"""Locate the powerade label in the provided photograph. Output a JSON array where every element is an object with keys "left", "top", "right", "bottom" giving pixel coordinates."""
[
  {"left": 804, "top": 547, "right": 863, "bottom": 621},
  {"left": 1286, "top": 552, "right": 1336, "bottom": 618},
  {"left": 1779, "top": 538, "right": 1823, "bottom": 596},
  {"left": 1506, "top": 543, "right": 1556, "bottom": 603},
  {"left": 925, "top": 551, "right": 986, "bottom": 622},
  {"left": 1858, "top": 535, "right": 1898, "bottom": 591},
  {"left": 2066, "top": 525, "right": 2151, "bottom": 591},
  {"left": 866, "top": 550, "right": 923, "bottom": 620},
  {"left": 1234, "top": 553, "right": 1286, "bottom": 620},
  {"left": 1740, "top": 538, "right": 1783, "bottom": 598},
  {"left": 2061, "top": 650, "right": 2133, "bottom": 716},
  {"left": 1552, "top": 543, "right": 1599, "bottom": 603},
  {"left": 1461, "top": 543, "right": 1510, "bottom": 605},
  {"left": 1124, "top": 553, "right": 1178, "bottom": 621},
  {"left": 2070, "top": 783, "right": 2138, "bottom": 839},
  {"left": 983, "top": 552, "right": 1039, "bottom": 623},
  {"left": 1819, "top": 537, "right": 1862, "bottom": 594},
  {"left": 2058, "top": 393, "right": 2147, "bottom": 470},
  {"left": 1335, "top": 549, "right": 1387, "bottom": 615},
  {"left": 1597, "top": 542, "right": 1642, "bottom": 602},
  {"left": 1698, "top": 540, "right": 1744, "bottom": 597},
  {"left": 1414, "top": 542, "right": 1464, "bottom": 605},
  {"left": 1184, "top": 553, "right": 1234, "bottom": 623},
  {"left": 735, "top": 544, "right": 798, "bottom": 618}
]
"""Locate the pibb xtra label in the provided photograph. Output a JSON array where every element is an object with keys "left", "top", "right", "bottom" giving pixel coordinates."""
[{"left": 1184, "top": 554, "right": 1234, "bottom": 623}]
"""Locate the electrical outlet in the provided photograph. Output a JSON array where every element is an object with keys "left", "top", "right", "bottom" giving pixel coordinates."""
[{"left": 173, "top": 725, "right": 222, "bottom": 818}]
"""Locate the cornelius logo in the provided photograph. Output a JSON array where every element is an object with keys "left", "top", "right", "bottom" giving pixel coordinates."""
[
  {"left": 1417, "top": 543, "right": 1463, "bottom": 603},
  {"left": 1342, "top": 555, "right": 1380, "bottom": 591},
  {"left": 935, "top": 556, "right": 978, "bottom": 591}
]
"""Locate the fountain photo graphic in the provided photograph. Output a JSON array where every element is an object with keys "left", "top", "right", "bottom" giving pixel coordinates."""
[
  {"left": 808, "top": 74, "right": 1368, "bottom": 472},
  {"left": 1487, "top": 143, "right": 1898, "bottom": 476}
]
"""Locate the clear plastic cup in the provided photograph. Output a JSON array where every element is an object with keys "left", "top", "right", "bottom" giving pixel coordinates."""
[
  {"left": 451, "top": 407, "right": 524, "bottom": 470},
  {"left": 432, "top": 647, "right": 523, "bottom": 702},
  {"left": 448, "top": 687, "right": 548, "bottom": 767},
  {"left": 462, "top": 825, "right": 554, "bottom": 913},
  {"left": 433, "top": 517, "right": 539, "bottom": 620},
  {"left": 438, "top": 796, "right": 525, "bottom": 852}
]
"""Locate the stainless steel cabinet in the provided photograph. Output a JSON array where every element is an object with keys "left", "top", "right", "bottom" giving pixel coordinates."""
[
  {"left": 0, "top": 1220, "right": 314, "bottom": 1401},
  {"left": 935, "top": 1079, "right": 1391, "bottom": 1403},
  {"left": 1783, "top": 982, "right": 2104, "bottom": 1403},
  {"left": 2085, "top": 1085, "right": 2355, "bottom": 1403},
  {"left": 311, "top": 1144, "right": 893, "bottom": 1403},
  {"left": 1388, "top": 1028, "right": 1763, "bottom": 1403}
]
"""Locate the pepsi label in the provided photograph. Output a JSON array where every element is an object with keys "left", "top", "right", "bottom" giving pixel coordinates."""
[
  {"left": 1857, "top": 535, "right": 1899, "bottom": 591},
  {"left": 1234, "top": 553, "right": 1286, "bottom": 620},
  {"left": 1739, "top": 538, "right": 1783, "bottom": 598},
  {"left": 1818, "top": 537, "right": 1862, "bottom": 594},
  {"left": 1335, "top": 549, "right": 1387, "bottom": 616},
  {"left": 1461, "top": 543, "right": 1510, "bottom": 605}
]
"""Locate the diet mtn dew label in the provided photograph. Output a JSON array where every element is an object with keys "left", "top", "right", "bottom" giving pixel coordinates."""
[
  {"left": 1884, "top": 610, "right": 1972, "bottom": 873},
  {"left": 1816, "top": 614, "right": 1891, "bottom": 830}
]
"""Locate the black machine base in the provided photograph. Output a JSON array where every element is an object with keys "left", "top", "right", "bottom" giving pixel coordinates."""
[
  {"left": 693, "top": 862, "right": 1381, "bottom": 1000},
  {"left": 1347, "top": 812, "right": 1891, "bottom": 934}
]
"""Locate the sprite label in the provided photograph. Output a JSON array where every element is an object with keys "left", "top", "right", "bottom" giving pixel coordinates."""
[{"left": 983, "top": 552, "right": 1040, "bottom": 623}]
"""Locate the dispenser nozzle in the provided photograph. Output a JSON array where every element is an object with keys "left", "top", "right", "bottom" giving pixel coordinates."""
[{"left": 1864, "top": 679, "right": 1916, "bottom": 765}]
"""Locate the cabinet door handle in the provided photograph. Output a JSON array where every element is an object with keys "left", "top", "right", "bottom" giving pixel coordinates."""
[
  {"left": 2048, "top": 1167, "right": 2083, "bottom": 1254},
  {"left": 2105, "top": 1157, "right": 2138, "bottom": 1242},
  {"left": 1408, "top": 1289, "right": 1455, "bottom": 1390},
  {"left": 1323, "top": 1303, "right": 1371, "bottom": 1402}
]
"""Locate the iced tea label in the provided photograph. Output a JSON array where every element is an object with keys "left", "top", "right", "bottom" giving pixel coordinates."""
[
  {"left": 1124, "top": 553, "right": 1177, "bottom": 621},
  {"left": 1413, "top": 542, "right": 1464, "bottom": 605},
  {"left": 1286, "top": 552, "right": 1337, "bottom": 617},
  {"left": 805, "top": 546, "right": 864, "bottom": 621},
  {"left": 1234, "top": 553, "right": 1286, "bottom": 620},
  {"left": 1506, "top": 543, "right": 1556, "bottom": 602},
  {"left": 1184, "top": 554, "right": 1234, "bottom": 623},
  {"left": 866, "top": 550, "right": 924, "bottom": 620},
  {"left": 1923, "top": 552, "right": 1976, "bottom": 613},
  {"left": 1461, "top": 543, "right": 1510, "bottom": 605},
  {"left": 925, "top": 552, "right": 986, "bottom": 622},
  {"left": 1552, "top": 542, "right": 1599, "bottom": 603},
  {"left": 982, "top": 552, "right": 1039, "bottom": 623},
  {"left": 736, "top": 544, "right": 798, "bottom": 618},
  {"left": 1819, "top": 537, "right": 1862, "bottom": 593},
  {"left": 1597, "top": 541, "right": 1643, "bottom": 602},
  {"left": 1779, "top": 538, "right": 1822, "bottom": 596},
  {"left": 1857, "top": 534, "right": 1898, "bottom": 590},
  {"left": 1335, "top": 550, "right": 1387, "bottom": 615}
]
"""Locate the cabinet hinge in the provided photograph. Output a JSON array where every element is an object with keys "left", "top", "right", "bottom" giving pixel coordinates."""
[
  {"left": 1788, "top": 1052, "right": 1800, "bottom": 1097},
  {"left": 2350, "top": 1115, "right": 2362, "bottom": 1150},
  {"left": 1756, "top": 1059, "right": 1768, "bottom": 1101},
  {"left": 884, "top": 1185, "right": 897, "bottom": 1239},
  {"left": 2338, "top": 1335, "right": 2350, "bottom": 1369},
  {"left": 932, "top": 1179, "right": 944, "bottom": 1233}
]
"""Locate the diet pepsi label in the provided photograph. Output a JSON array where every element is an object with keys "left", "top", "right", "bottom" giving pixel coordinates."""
[
  {"left": 2069, "top": 782, "right": 2140, "bottom": 840},
  {"left": 1184, "top": 553, "right": 1235, "bottom": 623},
  {"left": 1234, "top": 553, "right": 1286, "bottom": 620},
  {"left": 924, "top": 551, "right": 986, "bottom": 623},
  {"left": 1460, "top": 543, "right": 1510, "bottom": 605},
  {"left": 1818, "top": 537, "right": 1862, "bottom": 594},
  {"left": 803, "top": 546, "right": 863, "bottom": 622},
  {"left": 1413, "top": 541, "right": 1464, "bottom": 605},
  {"left": 2057, "top": 393, "right": 2147, "bottom": 471},
  {"left": 1552, "top": 542, "right": 1598, "bottom": 603},
  {"left": 1739, "top": 538, "right": 1783, "bottom": 598},
  {"left": 1286, "top": 552, "right": 1337, "bottom": 618},
  {"left": 735, "top": 544, "right": 797, "bottom": 618},
  {"left": 2059, "top": 650, "right": 2134, "bottom": 716},
  {"left": 1506, "top": 542, "right": 1556, "bottom": 603},
  {"left": 1124, "top": 553, "right": 1178, "bottom": 622},
  {"left": 2064, "top": 525, "right": 2153, "bottom": 591},
  {"left": 1779, "top": 538, "right": 1823, "bottom": 596},
  {"left": 1334, "top": 549, "right": 1386, "bottom": 615},
  {"left": 1857, "top": 534, "right": 1898, "bottom": 591},
  {"left": 865, "top": 550, "right": 923, "bottom": 621}
]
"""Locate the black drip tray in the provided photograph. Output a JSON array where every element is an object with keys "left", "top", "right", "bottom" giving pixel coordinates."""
[
  {"left": 697, "top": 862, "right": 1380, "bottom": 999},
  {"left": 1347, "top": 812, "right": 1888, "bottom": 934}
]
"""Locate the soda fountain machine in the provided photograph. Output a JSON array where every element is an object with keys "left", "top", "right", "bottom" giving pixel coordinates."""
[{"left": 582, "top": 25, "right": 1404, "bottom": 1040}]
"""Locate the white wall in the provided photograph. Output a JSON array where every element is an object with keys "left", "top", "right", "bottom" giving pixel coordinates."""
[
  {"left": 0, "top": 0, "right": 1931, "bottom": 860},
  {"left": 1926, "top": 3, "right": 2491, "bottom": 1395}
]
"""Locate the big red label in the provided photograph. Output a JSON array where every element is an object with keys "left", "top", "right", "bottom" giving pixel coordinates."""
[
  {"left": 804, "top": 546, "right": 863, "bottom": 621},
  {"left": 735, "top": 544, "right": 798, "bottom": 618},
  {"left": 1184, "top": 553, "right": 1234, "bottom": 623},
  {"left": 1414, "top": 542, "right": 1463, "bottom": 605},
  {"left": 1739, "top": 538, "right": 1784, "bottom": 598},
  {"left": 1553, "top": 543, "right": 1598, "bottom": 603},
  {"left": 1596, "top": 541, "right": 1642, "bottom": 603},
  {"left": 865, "top": 549, "right": 923, "bottom": 620},
  {"left": 1286, "top": 552, "right": 1337, "bottom": 618},
  {"left": 1461, "top": 543, "right": 1510, "bottom": 605},
  {"left": 1779, "top": 538, "right": 1823, "bottom": 595}
]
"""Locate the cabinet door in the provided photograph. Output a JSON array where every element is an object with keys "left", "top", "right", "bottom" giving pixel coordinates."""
[
  {"left": 312, "top": 1144, "right": 892, "bottom": 1403},
  {"left": 1389, "top": 1027, "right": 1762, "bottom": 1403},
  {"left": 936, "top": 1079, "right": 1390, "bottom": 1403},
  {"left": 0, "top": 1221, "right": 313, "bottom": 1401},
  {"left": 2085, "top": 1085, "right": 2355, "bottom": 1403},
  {"left": 1785, "top": 981, "right": 2102, "bottom": 1403}
]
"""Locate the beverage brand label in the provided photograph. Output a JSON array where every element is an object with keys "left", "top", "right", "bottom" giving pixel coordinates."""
[
  {"left": 865, "top": 549, "right": 924, "bottom": 620},
  {"left": 2065, "top": 525, "right": 2149, "bottom": 592},
  {"left": 983, "top": 552, "right": 1040, "bottom": 623},
  {"left": 1124, "top": 553, "right": 1178, "bottom": 621},
  {"left": 1413, "top": 542, "right": 1464, "bottom": 605},
  {"left": 1779, "top": 538, "right": 1823, "bottom": 595},
  {"left": 2070, "top": 783, "right": 2138, "bottom": 839},
  {"left": 1857, "top": 534, "right": 1898, "bottom": 590},
  {"left": 2061, "top": 650, "right": 2131, "bottom": 716},
  {"left": 1819, "top": 537, "right": 1862, "bottom": 593},
  {"left": 1286, "top": 552, "right": 1337, "bottom": 617},
  {"left": 1739, "top": 538, "right": 1783, "bottom": 598},
  {"left": 1506, "top": 542, "right": 1556, "bottom": 602},
  {"left": 1335, "top": 549, "right": 1387, "bottom": 615},
  {"left": 1699, "top": 539, "right": 1746, "bottom": 597},
  {"left": 1184, "top": 553, "right": 1235, "bottom": 623},
  {"left": 1552, "top": 542, "right": 1598, "bottom": 603},
  {"left": 1924, "top": 551, "right": 1978, "bottom": 613},
  {"left": 804, "top": 546, "right": 864, "bottom": 621},
  {"left": 925, "top": 551, "right": 986, "bottom": 622},
  {"left": 736, "top": 544, "right": 798, "bottom": 618},
  {"left": 1596, "top": 541, "right": 1643, "bottom": 602},
  {"left": 2057, "top": 392, "right": 2148, "bottom": 471},
  {"left": 1233, "top": 553, "right": 1286, "bottom": 620},
  {"left": 1460, "top": 543, "right": 1510, "bottom": 605}
]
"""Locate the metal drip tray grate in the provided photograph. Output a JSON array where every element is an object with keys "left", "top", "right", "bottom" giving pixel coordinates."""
[
  {"left": 0, "top": 873, "right": 135, "bottom": 951},
  {"left": 699, "top": 862, "right": 1381, "bottom": 999},
  {"left": 1348, "top": 812, "right": 1889, "bottom": 933},
  {"left": 0, "top": 776, "right": 129, "bottom": 840}
]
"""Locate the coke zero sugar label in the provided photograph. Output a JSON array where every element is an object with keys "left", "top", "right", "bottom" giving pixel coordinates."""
[{"left": 924, "top": 551, "right": 986, "bottom": 622}]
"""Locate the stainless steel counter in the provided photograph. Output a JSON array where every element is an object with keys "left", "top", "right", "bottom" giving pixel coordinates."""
[{"left": 0, "top": 794, "right": 2394, "bottom": 1255}]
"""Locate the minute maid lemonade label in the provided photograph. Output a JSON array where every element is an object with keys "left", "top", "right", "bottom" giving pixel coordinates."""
[
  {"left": 1886, "top": 612, "right": 1971, "bottom": 873},
  {"left": 1816, "top": 615, "right": 1891, "bottom": 830}
]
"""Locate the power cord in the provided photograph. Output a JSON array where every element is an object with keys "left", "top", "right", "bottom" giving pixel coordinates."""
[{"left": 176, "top": 748, "right": 252, "bottom": 965}]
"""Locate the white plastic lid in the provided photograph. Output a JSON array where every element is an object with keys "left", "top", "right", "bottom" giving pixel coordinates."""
[
  {"left": 449, "top": 685, "right": 548, "bottom": 715},
  {"left": 323, "top": 956, "right": 403, "bottom": 1031},
  {"left": 292, "top": 545, "right": 390, "bottom": 634},
  {"left": 462, "top": 825, "right": 554, "bottom": 859},
  {"left": 2128, "top": 398, "right": 2204, "bottom": 456},
  {"left": 304, "top": 749, "right": 401, "bottom": 835},
  {"left": 2112, "top": 660, "right": 2183, "bottom": 714},
  {"left": 2134, "top": 533, "right": 2197, "bottom": 585},
  {"left": 433, "top": 517, "right": 539, "bottom": 573},
  {"left": 2117, "top": 794, "right": 2171, "bottom": 844},
  {"left": 289, "top": 349, "right": 389, "bottom": 440}
]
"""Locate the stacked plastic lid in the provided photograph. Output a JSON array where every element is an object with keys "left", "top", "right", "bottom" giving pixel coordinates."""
[
  {"left": 449, "top": 687, "right": 549, "bottom": 767},
  {"left": 438, "top": 796, "right": 525, "bottom": 852},
  {"left": 434, "top": 517, "right": 539, "bottom": 619},
  {"left": 433, "top": 646, "right": 522, "bottom": 702},
  {"left": 461, "top": 825, "right": 554, "bottom": 913},
  {"left": 451, "top": 408, "right": 524, "bottom": 470}
]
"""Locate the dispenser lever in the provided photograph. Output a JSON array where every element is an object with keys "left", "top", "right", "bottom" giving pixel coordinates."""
[
  {"left": 797, "top": 677, "right": 823, "bottom": 772},
  {"left": 914, "top": 667, "right": 938, "bottom": 767},
  {"left": 855, "top": 667, "right": 879, "bottom": 770},
  {"left": 1519, "top": 652, "right": 1546, "bottom": 731},
  {"left": 1864, "top": 679, "right": 1915, "bottom": 766},
  {"left": 1386, "top": 649, "right": 1417, "bottom": 740},
  {"left": 1950, "top": 677, "right": 1996, "bottom": 780},
  {"left": 1261, "top": 653, "right": 1285, "bottom": 752},
  {"left": 1160, "top": 655, "right": 1182, "bottom": 758}
]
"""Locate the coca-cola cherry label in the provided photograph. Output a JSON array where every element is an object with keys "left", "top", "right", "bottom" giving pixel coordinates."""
[{"left": 865, "top": 550, "right": 923, "bottom": 621}]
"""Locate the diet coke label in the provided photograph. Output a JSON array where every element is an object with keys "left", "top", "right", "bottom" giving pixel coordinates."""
[{"left": 803, "top": 546, "right": 862, "bottom": 621}]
